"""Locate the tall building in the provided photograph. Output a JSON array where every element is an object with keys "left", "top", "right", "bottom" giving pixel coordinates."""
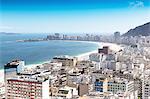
[
  {"left": 94, "top": 77, "right": 108, "bottom": 93},
  {"left": 63, "top": 35, "right": 68, "bottom": 40},
  {"left": 89, "top": 53, "right": 105, "bottom": 62},
  {"left": 94, "top": 76, "right": 136, "bottom": 97},
  {"left": 78, "top": 83, "right": 88, "bottom": 96},
  {"left": 6, "top": 76, "right": 49, "bottom": 99},
  {"left": 53, "top": 56, "right": 77, "bottom": 67},
  {"left": 54, "top": 33, "right": 60, "bottom": 40},
  {"left": 89, "top": 53, "right": 106, "bottom": 70},
  {"left": 0, "top": 69, "right": 5, "bottom": 98},
  {"left": 58, "top": 69, "right": 67, "bottom": 86},
  {"left": 98, "top": 46, "right": 109, "bottom": 54},
  {"left": 107, "top": 78, "right": 134, "bottom": 94},
  {"left": 114, "top": 31, "right": 121, "bottom": 43},
  {"left": 142, "top": 75, "right": 150, "bottom": 99}
]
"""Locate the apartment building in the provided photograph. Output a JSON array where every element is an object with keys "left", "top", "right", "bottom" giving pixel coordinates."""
[
  {"left": 107, "top": 78, "right": 134, "bottom": 94},
  {"left": 94, "top": 77, "right": 108, "bottom": 93},
  {"left": 53, "top": 56, "right": 77, "bottom": 67},
  {"left": 94, "top": 76, "right": 135, "bottom": 95},
  {"left": 0, "top": 69, "right": 5, "bottom": 98},
  {"left": 6, "top": 76, "right": 49, "bottom": 99},
  {"left": 142, "top": 75, "right": 150, "bottom": 99},
  {"left": 98, "top": 46, "right": 109, "bottom": 55}
]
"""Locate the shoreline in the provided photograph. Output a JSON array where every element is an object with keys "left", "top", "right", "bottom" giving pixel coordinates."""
[
  {"left": 2, "top": 41, "right": 123, "bottom": 69},
  {"left": 25, "top": 41, "right": 122, "bottom": 69},
  {"left": 76, "top": 42, "right": 123, "bottom": 60},
  {"left": 25, "top": 41, "right": 101, "bottom": 69}
]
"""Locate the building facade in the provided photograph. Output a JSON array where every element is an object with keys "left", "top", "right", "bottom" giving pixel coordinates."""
[
  {"left": 6, "top": 77, "right": 49, "bottom": 99},
  {"left": 0, "top": 69, "right": 5, "bottom": 98},
  {"left": 53, "top": 56, "right": 77, "bottom": 67}
]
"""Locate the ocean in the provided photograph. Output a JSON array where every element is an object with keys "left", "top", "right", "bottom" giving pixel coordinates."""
[{"left": 0, "top": 33, "right": 99, "bottom": 69}]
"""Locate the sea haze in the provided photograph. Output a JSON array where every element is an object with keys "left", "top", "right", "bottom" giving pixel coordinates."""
[{"left": 0, "top": 33, "right": 99, "bottom": 69}]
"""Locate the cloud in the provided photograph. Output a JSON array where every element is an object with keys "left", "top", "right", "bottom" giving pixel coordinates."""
[
  {"left": 129, "top": 1, "right": 144, "bottom": 8},
  {"left": 0, "top": 26, "right": 14, "bottom": 30},
  {"left": 0, "top": 26, "right": 24, "bottom": 32}
]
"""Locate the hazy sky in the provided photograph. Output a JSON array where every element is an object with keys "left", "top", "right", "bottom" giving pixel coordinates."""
[{"left": 0, "top": 0, "right": 150, "bottom": 34}]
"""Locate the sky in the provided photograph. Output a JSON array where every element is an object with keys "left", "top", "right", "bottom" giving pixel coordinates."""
[{"left": 0, "top": 0, "right": 150, "bottom": 34}]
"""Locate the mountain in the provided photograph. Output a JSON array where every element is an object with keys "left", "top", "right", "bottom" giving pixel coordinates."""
[{"left": 122, "top": 22, "right": 150, "bottom": 37}]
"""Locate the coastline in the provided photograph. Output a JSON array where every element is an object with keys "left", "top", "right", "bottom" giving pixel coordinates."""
[
  {"left": 25, "top": 41, "right": 101, "bottom": 69},
  {"left": 2, "top": 41, "right": 123, "bottom": 69},
  {"left": 25, "top": 41, "right": 122, "bottom": 69},
  {"left": 76, "top": 42, "right": 123, "bottom": 60}
]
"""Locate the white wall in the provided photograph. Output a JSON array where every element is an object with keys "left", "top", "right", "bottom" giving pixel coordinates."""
[
  {"left": 17, "top": 61, "right": 25, "bottom": 73},
  {"left": 0, "top": 69, "right": 5, "bottom": 98},
  {"left": 42, "top": 80, "right": 50, "bottom": 99}
]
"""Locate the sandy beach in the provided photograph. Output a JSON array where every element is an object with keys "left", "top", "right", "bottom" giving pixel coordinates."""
[
  {"left": 76, "top": 41, "right": 123, "bottom": 60},
  {"left": 25, "top": 41, "right": 123, "bottom": 69},
  {"left": 25, "top": 41, "right": 100, "bottom": 68}
]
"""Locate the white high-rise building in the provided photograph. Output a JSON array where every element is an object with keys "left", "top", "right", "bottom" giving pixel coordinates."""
[
  {"left": 142, "top": 74, "right": 150, "bottom": 99},
  {"left": 89, "top": 53, "right": 106, "bottom": 70},
  {"left": 0, "top": 69, "right": 5, "bottom": 98}
]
